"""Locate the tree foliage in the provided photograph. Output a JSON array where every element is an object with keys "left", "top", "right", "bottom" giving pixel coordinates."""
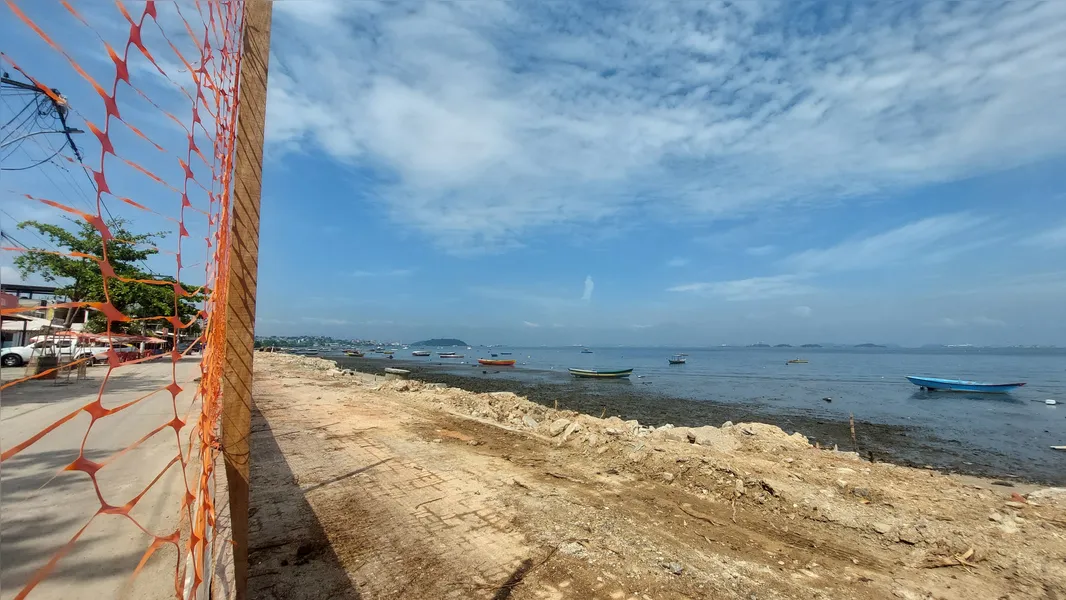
[{"left": 14, "top": 218, "right": 203, "bottom": 336}]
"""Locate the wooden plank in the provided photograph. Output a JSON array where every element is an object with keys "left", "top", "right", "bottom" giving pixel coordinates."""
[{"left": 221, "top": 1, "right": 272, "bottom": 598}]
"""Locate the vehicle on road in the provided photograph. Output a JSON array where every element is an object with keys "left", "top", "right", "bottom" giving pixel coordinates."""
[{"left": 1, "top": 340, "right": 137, "bottom": 368}]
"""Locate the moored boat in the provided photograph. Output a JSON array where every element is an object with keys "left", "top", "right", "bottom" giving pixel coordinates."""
[
  {"left": 568, "top": 367, "right": 633, "bottom": 379},
  {"left": 382, "top": 350, "right": 395, "bottom": 355},
  {"left": 787, "top": 359, "right": 808, "bottom": 364},
  {"left": 580, "top": 348, "right": 593, "bottom": 354},
  {"left": 439, "top": 353, "right": 464, "bottom": 358},
  {"left": 499, "top": 352, "right": 512, "bottom": 355},
  {"left": 478, "top": 359, "right": 515, "bottom": 366},
  {"left": 344, "top": 351, "right": 364, "bottom": 357},
  {"left": 412, "top": 350, "right": 431, "bottom": 357},
  {"left": 384, "top": 367, "right": 410, "bottom": 375},
  {"left": 906, "top": 376, "right": 1026, "bottom": 393},
  {"left": 668, "top": 354, "right": 686, "bottom": 365}
]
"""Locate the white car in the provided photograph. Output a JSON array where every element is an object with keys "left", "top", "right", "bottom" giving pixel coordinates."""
[{"left": 0, "top": 340, "right": 135, "bottom": 367}]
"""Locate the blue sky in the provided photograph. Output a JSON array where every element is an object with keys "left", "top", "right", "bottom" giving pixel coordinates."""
[{"left": 3, "top": 0, "right": 1066, "bottom": 346}]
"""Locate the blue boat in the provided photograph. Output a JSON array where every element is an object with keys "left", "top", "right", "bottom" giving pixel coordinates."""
[{"left": 906, "top": 376, "right": 1026, "bottom": 394}]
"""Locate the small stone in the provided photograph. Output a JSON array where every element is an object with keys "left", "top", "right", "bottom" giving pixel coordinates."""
[
  {"left": 432, "top": 438, "right": 443, "bottom": 444},
  {"left": 662, "top": 562, "right": 684, "bottom": 575},
  {"left": 559, "top": 541, "right": 587, "bottom": 557},
  {"left": 560, "top": 421, "right": 582, "bottom": 442},
  {"left": 988, "top": 512, "right": 1004, "bottom": 523},
  {"left": 467, "top": 440, "right": 480, "bottom": 446},
  {"left": 735, "top": 479, "right": 745, "bottom": 495},
  {"left": 605, "top": 428, "right": 623, "bottom": 436},
  {"left": 549, "top": 418, "right": 571, "bottom": 436},
  {"left": 661, "top": 472, "right": 675, "bottom": 482},
  {"left": 721, "top": 421, "right": 734, "bottom": 428},
  {"left": 851, "top": 487, "right": 871, "bottom": 499},
  {"left": 1004, "top": 501, "right": 1026, "bottom": 509},
  {"left": 871, "top": 522, "right": 893, "bottom": 535},
  {"left": 783, "top": 457, "right": 795, "bottom": 464},
  {"left": 836, "top": 479, "right": 848, "bottom": 489},
  {"left": 897, "top": 529, "right": 921, "bottom": 545},
  {"left": 660, "top": 424, "right": 675, "bottom": 429},
  {"left": 523, "top": 415, "right": 539, "bottom": 429}
]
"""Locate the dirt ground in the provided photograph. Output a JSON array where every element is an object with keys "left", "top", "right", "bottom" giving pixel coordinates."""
[{"left": 247, "top": 354, "right": 1066, "bottom": 600}]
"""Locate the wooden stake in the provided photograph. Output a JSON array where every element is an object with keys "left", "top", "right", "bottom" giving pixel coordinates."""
[{"left": 222, "top": 1, "right": 272, "bottom": 598}]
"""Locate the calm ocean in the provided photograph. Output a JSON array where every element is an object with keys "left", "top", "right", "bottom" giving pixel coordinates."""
[{"left": 347, "top": 346, "right": 1066, "bottom": 482}]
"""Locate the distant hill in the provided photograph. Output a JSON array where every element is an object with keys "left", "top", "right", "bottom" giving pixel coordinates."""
[
  {"left": 773, "top": 344, "right": 792, "bottom": 348},
  {"left": 800, "top": 343, "right": 822, "bottom": 348},
  {"left": 748, "top": 343, "right": 771, "bottom": 348},
  {"left": 411, "top": 338, "right": 467, "bottom": 347},
  {"left": 854, "top": 343, "right": 886, "bottom": 348}
]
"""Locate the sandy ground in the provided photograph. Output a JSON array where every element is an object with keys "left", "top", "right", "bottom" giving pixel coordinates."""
[
  {"left": 0, "top": 358, "right": 203, "bottom": 600},
  {"left": 249, "top": 353, "right": 1066, "bottom": 600}
]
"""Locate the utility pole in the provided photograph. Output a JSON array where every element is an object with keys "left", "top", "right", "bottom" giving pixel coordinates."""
[{"left": 221, "top": 0, "right": 272, "bottom": 598}]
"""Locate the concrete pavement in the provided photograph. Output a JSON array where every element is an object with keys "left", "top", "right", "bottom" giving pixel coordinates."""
[{"left": 1, "top": 357, "right": 205, "bottom": 600}]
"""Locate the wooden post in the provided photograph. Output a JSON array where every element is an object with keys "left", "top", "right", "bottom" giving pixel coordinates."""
[{"left": 221, "top": 1, "right": 271, "bottom": 598}]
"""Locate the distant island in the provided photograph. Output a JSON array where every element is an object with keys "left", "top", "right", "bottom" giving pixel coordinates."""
[
  {"left": 747, "top": 343, "right": 771, "bottom": 348},
  {"left": 773, "top": 344, "right": 792, "bottom": 348},
  {"left": 854, "top": 343, "right": 887, "bottom": 348},
  {"left": 800, "top": 344, "right": 822, "bottom": 348},
  {"left": 411, "top": 338, "right": 468, "bottom": 347}
]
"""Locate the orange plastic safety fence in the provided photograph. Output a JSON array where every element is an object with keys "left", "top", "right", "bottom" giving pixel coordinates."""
[{"left": 1, "top": 1, "right": 246, "bottom": 598}]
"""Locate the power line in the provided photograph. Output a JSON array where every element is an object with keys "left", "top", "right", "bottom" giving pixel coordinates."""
[
  {"left": 0, "top": 208, "right": 60, "bottom": 252},
  {"left": 1, "top": 142, "right": 67, "bottom": 171},
  {"left": 1, "top": 94, "right": 35, "bottom": 131}
]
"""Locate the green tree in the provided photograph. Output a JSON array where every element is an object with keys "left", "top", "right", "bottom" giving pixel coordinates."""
[{"left": 13, "top": 218, "right": 203, "bottom": 337}]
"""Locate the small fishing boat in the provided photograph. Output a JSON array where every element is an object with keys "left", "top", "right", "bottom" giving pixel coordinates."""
[
  {"left": 411, "top": 351, "right": 431, "bottom": 357},
  {"left": 668, "top": 354, "right": 686, "bottom": 365},
  {"left": 580, "top": 348, "right": 593, "bottom": 354},
  {"left": 906, "top": 376, "right": 1026, "bottom": 394},
  {"left": 384, "top": 367, "right": 410, "bottom": 375},
  {"left": 439, "top": 353, "right": 464, "bottom": 359},
  {"left": 344, "top": 351, "right": 364, "bottom": 357},
  {"left": 382, "top": 350, "right": 395, "bottom": 355},
  {"left": 478, "top": 358, "right": 515, "bottom": 366},
  {"left": 499, "top": 352, "right": 512, "bottom": 355},
  {"left": 787, "top": 359, "right": 808, "bottom": 364},
  {"left": 568, "top": 368, "right": 633, "bottom": 379}
]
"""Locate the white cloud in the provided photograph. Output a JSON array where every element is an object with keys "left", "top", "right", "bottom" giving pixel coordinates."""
[
  {"left": 938, "top": 316, "right": 1006, "bottom": 328},
  {"left": 267, "top": 1, "right": 1066, "bottom": 250},
  {"left": 785, "top": 214, "right": 985, "bottom": 272},
  {"left": 667, "top": 274, "right": 813, "bottom": 301},
  {"left": 522, "top": 320, "right": 540, "bottom": 328},
  {"left": 351, "top": 268, "right": 414, "bottom": 277},
  {"left": 666, "top": 257, "right": 689, "bottom": 267},
  {"left": 581, "top": 275, "right": 594, "bottom": 302},
  {"left": 791, "top": 305, "right": 813, "bottom": 318},
  {"left": 746, "top": 245, "right": 776, "bottom": 257},
  {"left": 300, "top": 316, "right": 351, "bottom": 326},
  {"left": 1023, "top": 221, "right": 1066, "bottom": 249}
]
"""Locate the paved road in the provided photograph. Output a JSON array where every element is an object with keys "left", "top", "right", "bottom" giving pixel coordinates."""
[{"left": 1, "top": 358, "right": 204, "bottom": 600}]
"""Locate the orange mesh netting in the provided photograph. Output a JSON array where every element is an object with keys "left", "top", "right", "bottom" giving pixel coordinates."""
[{"left": 1, "top": 1, "right": 246, "bottom": 598}]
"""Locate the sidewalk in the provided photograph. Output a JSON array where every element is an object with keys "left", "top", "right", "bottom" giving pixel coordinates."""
[{"left": 1, "top": 357, "right": 204, "bottom": 600}]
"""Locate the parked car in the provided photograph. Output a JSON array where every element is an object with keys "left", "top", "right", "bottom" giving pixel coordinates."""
[
  {"left": 1, "top": 340, "right": 75, "bottom": 368},
  {"left": 0, "top": 340, "right": 137, "bottom": 367}
]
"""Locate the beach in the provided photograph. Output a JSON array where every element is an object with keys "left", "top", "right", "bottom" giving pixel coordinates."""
[
  {"left": 333, "top": 350, "right": 1066, "bottom": 485},
  {"left": 248, "top": 353, "right": 1066, "bottom": 599}
]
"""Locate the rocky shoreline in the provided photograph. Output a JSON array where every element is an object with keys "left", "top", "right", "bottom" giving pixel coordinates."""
[
  {"left": 251, "top": 352, "right": 1066, "bottom": 599},
  {"left": 332, "top": 355, "right": 1059, "bottom": 485}
]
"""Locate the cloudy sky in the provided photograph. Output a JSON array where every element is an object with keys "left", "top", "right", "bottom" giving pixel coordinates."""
[{"left": 3, "top": 0, "right": 1065, "bottom": 346}]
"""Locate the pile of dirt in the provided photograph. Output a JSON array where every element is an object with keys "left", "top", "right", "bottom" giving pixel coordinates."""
[{"left": 251, "top": 354, "right": 1066, "bottom": 599}]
